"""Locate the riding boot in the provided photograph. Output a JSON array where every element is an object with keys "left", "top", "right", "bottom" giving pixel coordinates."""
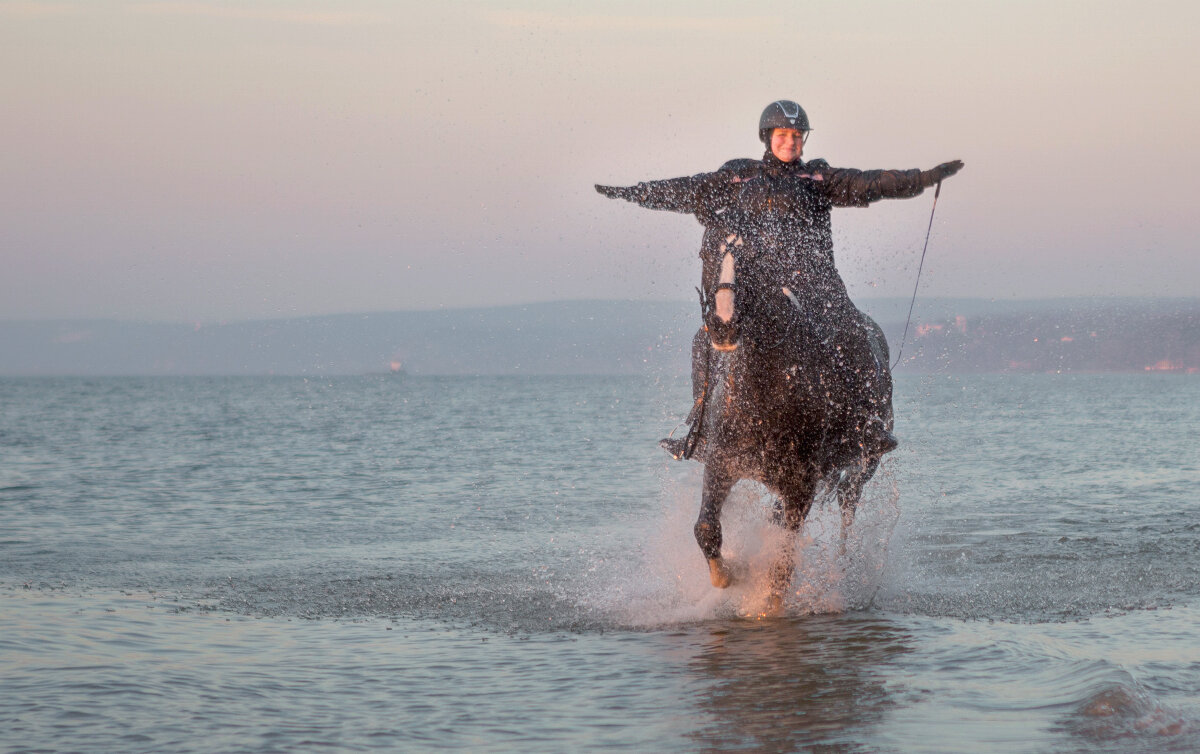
[
  {"left": 863, "top": 416, "right": 899, "bottom": 454},
  {"left": 660, "top": 329, "right": 711, "bottom": 460}
]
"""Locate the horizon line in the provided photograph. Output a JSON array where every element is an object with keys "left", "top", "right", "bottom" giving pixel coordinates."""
[{"left": 3, "top": 294, "right": 1199, "bottom": 326}]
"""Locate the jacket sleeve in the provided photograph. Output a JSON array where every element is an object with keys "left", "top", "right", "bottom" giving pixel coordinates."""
[
  {"left": 815, "top": 164, "right": 927, "bottom": 207},
  {"left": 615, "top": 170, "right": 746, "bottom": 221}
]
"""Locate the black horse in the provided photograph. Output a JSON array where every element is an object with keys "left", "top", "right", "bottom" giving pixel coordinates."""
[
  {"left": 686, "top": 245, "right": 894, "bottom": 613},
  {"left": 594, "top": 153, "right": 949, "bottom": 611}
]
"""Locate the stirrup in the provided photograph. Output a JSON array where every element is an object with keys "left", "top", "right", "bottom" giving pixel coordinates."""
[
  {"left": 660, "top": 408, "right": 704, "bottom": 460},
  {"left": 659, "top": 436, "right": 690, "bottom": 460}
]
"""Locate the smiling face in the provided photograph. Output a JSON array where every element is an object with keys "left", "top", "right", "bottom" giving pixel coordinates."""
[{"left": 769, "top": 128, "right": 807, "bottom": 163}]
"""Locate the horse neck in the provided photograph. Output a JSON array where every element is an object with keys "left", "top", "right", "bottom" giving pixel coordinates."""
[{"left": 738, "top": 259, "right": 802, "bottom": 338}]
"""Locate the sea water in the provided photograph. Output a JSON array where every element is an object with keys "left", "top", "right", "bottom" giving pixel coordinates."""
[{"left": 1, "top": 373, "right": 1198, "bottom": 752}]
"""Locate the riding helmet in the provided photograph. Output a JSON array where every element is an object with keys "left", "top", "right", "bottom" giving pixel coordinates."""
[{"left": 758, "top": 100, "right": 811, "bottom": 144}]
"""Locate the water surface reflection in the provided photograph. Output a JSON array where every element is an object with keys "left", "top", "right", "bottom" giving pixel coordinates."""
[{"left": 683, "top": 615, "right": 913, "bottom": 751}]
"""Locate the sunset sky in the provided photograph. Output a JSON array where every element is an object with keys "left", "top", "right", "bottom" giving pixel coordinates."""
[{"left": 2, "top": 0, "right": 1197, "bottom": 322}]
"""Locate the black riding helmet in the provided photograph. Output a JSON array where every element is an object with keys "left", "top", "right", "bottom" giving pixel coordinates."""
[{"left": 758, "top": 100, "right": 811, "bottom": 144}]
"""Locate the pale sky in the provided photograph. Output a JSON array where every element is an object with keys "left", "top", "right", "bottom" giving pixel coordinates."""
[{"left": 2, "top": 0, "right": 1197, "bottom": 322}]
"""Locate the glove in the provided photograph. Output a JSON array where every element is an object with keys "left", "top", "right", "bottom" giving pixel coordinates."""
[
  {"left": 921, "top": 160, "right": 964, "bottom": 187},
  {"left": 595, "top": 183, "right": 644, "bottom": 201},
  {"left": 935, "top": 160, "right": 964, "bottom": 178}
]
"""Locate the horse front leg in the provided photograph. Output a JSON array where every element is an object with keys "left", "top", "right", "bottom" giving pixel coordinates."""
[
  {"left": 695, "top": 463, "right": 736, "bottom": 588},
  {"left": 836, "top": 456, "right": 880, "bottom": 556},
  {"left": 765, "top": 477, "right": 817, "bottom": 614}
]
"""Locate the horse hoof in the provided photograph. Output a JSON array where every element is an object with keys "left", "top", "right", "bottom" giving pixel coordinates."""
[
  {"left": 762, "top": 592, "right": 785, "bottom": 617},
  {"left": 708, "top": 557, "right": 734, "bottom": 588},
  {"left": 749, "top": 589, "right": 784, "bottom": 618}
]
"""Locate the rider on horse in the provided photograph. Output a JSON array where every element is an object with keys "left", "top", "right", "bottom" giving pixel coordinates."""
[{"left": 597, "top": 100, "right": 963, "bottom": 459}]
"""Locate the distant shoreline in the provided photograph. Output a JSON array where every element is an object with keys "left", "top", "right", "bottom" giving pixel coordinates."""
[
  {"left": 2, "top": 297, "right": 1197, "bottom": 377},
  {"left": 6, "top": 295, "right": 1197, "bottom": 327}
]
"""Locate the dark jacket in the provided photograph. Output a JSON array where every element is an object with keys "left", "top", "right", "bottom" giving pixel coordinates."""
[{"left": 617, "top": 152, "right": 929, "bottom": 317}]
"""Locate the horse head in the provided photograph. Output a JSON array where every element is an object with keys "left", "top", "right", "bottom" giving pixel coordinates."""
[{"left": 713, "top": 247, "right": 864, "bottom": 455}]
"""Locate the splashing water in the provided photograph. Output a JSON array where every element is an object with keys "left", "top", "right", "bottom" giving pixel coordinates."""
[{"left": 572, "top": 460, "right": 901, "bottom": 626}]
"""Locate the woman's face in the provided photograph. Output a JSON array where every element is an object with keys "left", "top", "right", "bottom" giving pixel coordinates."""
[{"left": 770, "top": 128, "right": 806, "bottom": 163}]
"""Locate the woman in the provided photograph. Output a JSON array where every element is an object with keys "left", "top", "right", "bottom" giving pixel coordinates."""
[{"left": 597, "top": 99, "right": 963, "bottom": 457}]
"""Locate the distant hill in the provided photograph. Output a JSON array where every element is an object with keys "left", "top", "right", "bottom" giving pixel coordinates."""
[
  {"left": 1, "top": 298, "right": 1197, "bottom": 376},
  {"left": 877, "top": 298, "right": 1200, "bottom": 374}
]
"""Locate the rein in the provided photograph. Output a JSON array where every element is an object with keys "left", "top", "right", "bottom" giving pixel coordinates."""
[{"left": 890, "top": 180, "right": 942, "bottom": 370}]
